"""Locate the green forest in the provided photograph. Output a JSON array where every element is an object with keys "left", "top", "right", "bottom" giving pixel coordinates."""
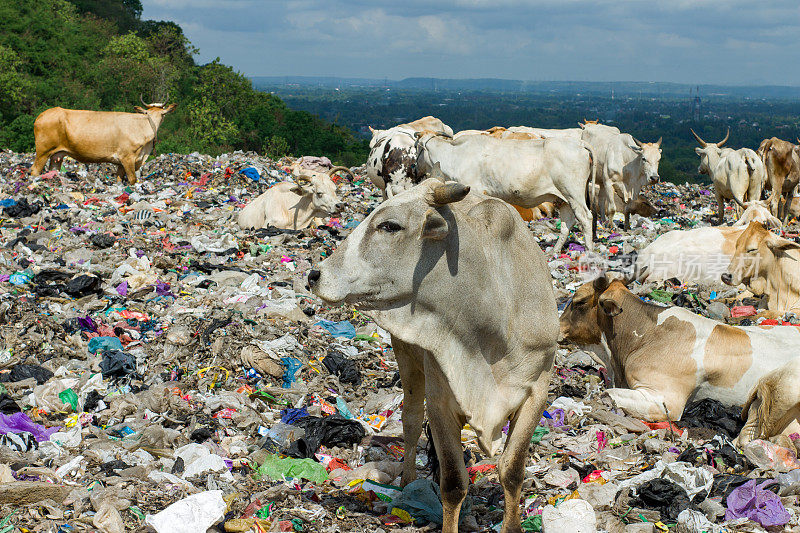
[{"left": 0, "top": 0, "right": 369, "bottom": 165}]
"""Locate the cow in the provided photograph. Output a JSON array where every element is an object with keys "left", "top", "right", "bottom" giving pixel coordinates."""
[
  {"left": 238, "top": 167, "right": 349, "bottom": 230},
  {"left": 736, "top": 356, "right": 800, "bottom": 451},
  {"left": 737, "top": 357, "right": 800, "bottom": 452},
  {"left": 509, "top": 126, "right": 584, "bottom": 139},
  {"left": 559, "top": 276, "right": 800, "bottom": 421},
  {"left": 30, "top": 98, "right": 178, "bottom": 185},
  {"left": 692, "top": 129, "right": 766, "bottom": 224},
  {"left": 722, "top": 221, "right": 800, "bottom": 315},
  {"left": 415, "top": 131, "right": 596, "bottom": 252},
  {"left": 757, "top": 137, "right": 800, "bottom": 223},
  {"left": 308, "top": 179, "right": 558, "bottom": 533},
  {"left": 634, "top": 202, "right": 782, "bottom": 283},
  {"left": 365, "top": 117, "right": 453, "bottom": 199},
  {"left": 580, "top": 123, "right": 662, "bottom": 229}
]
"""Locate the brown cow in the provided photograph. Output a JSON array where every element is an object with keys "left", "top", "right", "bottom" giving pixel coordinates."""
[
  {"left": 30, "top": 101, "right": 178, "bottom": 185},
  {"left": 757, "top": 137, "right": 800, "bottom": 223}
]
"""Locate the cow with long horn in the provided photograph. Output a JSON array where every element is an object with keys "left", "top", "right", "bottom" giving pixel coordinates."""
[
  {"left": 309, "top": 178, "right": 558, "bottom": 533},
  {"left": 692, "top": 128, "right": 765, "bottom": 224},
  {"left": 30, "top": 98, "right": 178, "bottom": 184}
]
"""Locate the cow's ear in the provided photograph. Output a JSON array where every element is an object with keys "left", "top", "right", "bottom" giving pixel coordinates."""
[
  {"left": 163, "top": 103, "right": 178, "bottom": 114},
  {"left": 290, "top": 183, "right": 311, "bottom": 195},
  {"left": 592, "top": 276, "right": 610, "bottom": 293},
  {"left": 420, "top": 208, "right": 448, "bottom": 240},
  {"left": 767, "top": 238, "right": 800, "bottom": 253},
  {"left": 599, "top": 295, "right": 622, "bottom": 317},
  {"left": 694, "top": 147, "right": 703, "bottom": 155},
  {"left": 134, "top": 106, "right": 147, "bottom": 114}
]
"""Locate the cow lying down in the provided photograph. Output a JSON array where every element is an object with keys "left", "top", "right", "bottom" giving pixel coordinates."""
[
  {"left": 559, "top": 276, "right": 799, "bottom": 421},
  {"left": 634, "top": 201, "right": 782, "bottom": 284},
  {"left": 238, "top": 167, "right": 350, "bottom": 230},
  {"left": 310, "top": 179, "right": 558, "bottom": 533},
  {"left": 736, "top": 357, "right": 800, "bottom": 451}
]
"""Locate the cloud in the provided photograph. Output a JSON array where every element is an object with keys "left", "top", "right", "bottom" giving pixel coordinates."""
[{"left": 140, "top": 0, "right": 800, "bottom": 84}]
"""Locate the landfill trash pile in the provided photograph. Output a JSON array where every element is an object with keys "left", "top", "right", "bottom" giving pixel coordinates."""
[{"left": 0, "top": 147, "right": 799, "bottom": 532}]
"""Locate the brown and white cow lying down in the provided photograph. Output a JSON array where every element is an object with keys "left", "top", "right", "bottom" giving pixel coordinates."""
[
  {"left": 238, "top": 169, "right": 346, "bottom": 230},
  {"left": 736, "top": 356, "right": 800, "bottom": 451},
  {"left": 559, "top": 277, "right": 800, "bottom": 421},
  {"left": 310, "top": 179, "right": 558, "bottom": 533},
  {"left": 723, "top": 221, "right": 800, "bottom": 315}
]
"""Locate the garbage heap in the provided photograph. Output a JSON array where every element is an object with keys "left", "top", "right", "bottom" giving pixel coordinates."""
[{"left": 0, "top": 148, "right": 798, "bottom": 533}]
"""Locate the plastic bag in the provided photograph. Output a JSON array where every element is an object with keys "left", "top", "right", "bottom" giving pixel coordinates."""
[
  {"left": 633, "top": 478, "right": 691, "bottom": 520},
  {"left": 0, "top": 364, "right": 53, "bottom": 384},
  {"left": 322, "top": 349, "right": 361, "bottom": 385},
  {"left": 391, "top": 478, "right": 472, "bottom": 526},
  {"left": 145, "top": 490, "right": 226, "bottom": 533},
  {"left": 256, "top": 454, "right": 328, "bottom": 484},
  {"left": 0, "top": 412, "right": 59, "bottom": 442},
  {"left": 314, "top": 319, "right": 356, "bottom": 339},
  {"left": 99, "top": 350, "right": 136, "bottom": 380},
  {"left": 540, "top": 498, "right": 596, "bottom": 533},
  {"left": 743, "top": 439, "right": 800, "bottom": 472},
  {"left": 286, "top": 414, "right": 366, "bottom": 458},
  {"left": 725, "top": 479, "right": 790, "bottom": 527}
]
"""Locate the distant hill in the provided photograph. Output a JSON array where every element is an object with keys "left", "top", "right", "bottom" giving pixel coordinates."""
[{"left": 252, "top": 76, "right": 800, "bottom": 99}]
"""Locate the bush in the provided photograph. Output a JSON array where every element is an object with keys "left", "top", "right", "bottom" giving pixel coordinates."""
[{"left": 0, "top": 114, "right": 35, "bottom": 152}]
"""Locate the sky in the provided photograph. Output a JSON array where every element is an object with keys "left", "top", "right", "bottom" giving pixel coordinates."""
[{"left": 141, "top": 0, "right": 800, "bottom": 86}]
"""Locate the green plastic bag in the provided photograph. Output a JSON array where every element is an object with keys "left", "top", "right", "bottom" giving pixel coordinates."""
[
  {"left": 59, "top": 388, "right": 78, "bottom": 411},
  {"left": 530, "top": 426, "right": 549, "bottom": 444},
  {"left": 256, "top": 455, "right": 328, "bottom": 484},
  {"left": 522, "top": 514, "right": 543, "bottom": 532}
]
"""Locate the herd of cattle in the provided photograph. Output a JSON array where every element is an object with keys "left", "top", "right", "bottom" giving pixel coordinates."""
[{"left": 23, "top": 105, "right": 800, "bottom": 533}]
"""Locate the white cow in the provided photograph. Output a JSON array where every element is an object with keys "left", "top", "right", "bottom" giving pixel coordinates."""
[
  {"left": 238, "top": 168, "right": 348, "bottom": 230},
  {"left": 692, "top": 129, "right": 766, "bottom": 225},
  {"left": 509, "top": 126, "right": 584, "bottom": 139},
  {"left": 580, "top": 123, "right": 662, "bottom": 229},
  {"left": 309, "top": 179, "right": 558, "bottom": 533},
  {"left": 634, "top": 202, "right": 782, "bottom": 283},
  {"left": 415, "top": 132, "right": 596, "bottom": 252},
  {"left": 365, "top": 117, "right": 453, "bottom": 199}
]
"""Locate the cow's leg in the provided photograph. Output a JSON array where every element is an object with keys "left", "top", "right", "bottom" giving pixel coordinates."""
[
  {"left": 428, "top": 405, "right": 468, "bottom": 533},
  {"left": 567, "top": 198, "right": 593, "bottom": 252},
  {"left": 116, "top": 165, "right": 126, "bottom": 182},
  {"left": 424, "top": 364, "right": 468, "bottom": 533},
  {"left": 498, "top": 373, "right": 549, "bottom": 533},
  {"left": 624, "top": 210, "right": 631, "bottom": 231},
  {"left": 605, "top": 387, "right": 684, "bottom": 421},
  {"left": 736, "top": 396, "right": 762, "bottom": 449},
  {"left": 121, "top": 158, "right": 138, "bottom": 185},
  {"left": 30, "top": 150, "right": 51, "bottom": 177},
  {"left": 591, "top": 213, "right": 598, "bottom": 241},
  {"left": 391, "top": 335, "right": 425, "bottom": 487},
  {"left": 782, "top": 188, "right": 796, "bottom": 225},
  {"left": 715, "top": 193, "right": 725, "bottom": 225},
  {"left": 553, "top": 204, "right": 575, "bottom": 254}
]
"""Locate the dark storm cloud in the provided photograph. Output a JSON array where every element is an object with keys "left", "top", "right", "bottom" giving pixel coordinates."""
[{"left": 141, "top": 0, "right": 800, "bottom": 84}]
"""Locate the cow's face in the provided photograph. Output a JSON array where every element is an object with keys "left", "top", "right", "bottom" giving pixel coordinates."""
[
  {"left": 291, "top": 175, "right": 341, "bottom": 216},
  {"left": 134, "top": 103, "right": 178, "bottom": 116},
  {"left": 559, "top": 278, "right": 605, "bottom": 345},
  {"left": 694, "top": 145, "right": 720, "bottom": 175},
  {"left": 639, "top": 141, "right": 662, "bottom": 184},
  {"left": 723, "top": 221, "right": 800, "bottom": 287},
  {"left": 309, "top": 179, "right": 469, "bottom": 308}
]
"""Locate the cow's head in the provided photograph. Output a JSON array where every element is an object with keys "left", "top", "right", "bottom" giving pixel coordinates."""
[
  {"left": 692, "top": 128, "right": 728, "bottom": 175},
  {"left": 308, "top": 179, "right": 470, "bottom": 308},
  {"left": 134, "top": 96, "right": 178, "bottom": 116},
  {"left": 414, "top": 131, "right": 454, "bottom": 180},
  {"left": 632, "top": 137, "right": 662, "bottom": 184},
  {"left": 559, "top": 276, "right": 629, "bottom": 345},
  {"left": 377, "top": 131, "right": 420, "bottom": 198},
  {"left": 722, "top": 221, "right": 800, "bottom": 289},
  {"left": 290, "top": 173, "right": 342, "bottom": 217},
  {"left": 734, "top": 201, "right": 782, "bottom": 229}
]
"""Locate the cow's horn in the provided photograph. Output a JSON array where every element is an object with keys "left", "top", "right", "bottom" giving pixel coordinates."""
[
  {"left": 139, "top": 93, "right": 148, "bottom": 107},
  {"left": 690, "top": 128, "right": 707, "bottom": 147},
  {"left": 717, "top": 128, "right": 730, "bottom": 148},
  {"left": 431, "top": 182, "right": 470, "bottom": 205},
  {"left": 328, "top": 166, "right": 354, "bottom": 179},
  {"left": 294, "top": 174, "right": 312, "bottom": 183},
  {"left": 632, "top": 137, "right": 643, "bottom": 148}
]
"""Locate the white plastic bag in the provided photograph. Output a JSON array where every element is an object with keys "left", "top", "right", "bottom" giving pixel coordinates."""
[{"left": 144, "top": 490, "right": 226, "bottom": 533}]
